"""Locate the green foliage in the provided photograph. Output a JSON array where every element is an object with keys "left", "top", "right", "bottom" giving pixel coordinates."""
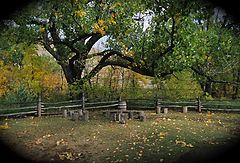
[
  {"left": 82, "top": 80, "right": 153, "bottom": 101},
  {"left": 4, "top": 84, "right": 36, "bottom": 103},
  {"left": 83, "top": 83, "right": 120, "bottom": 101},
  {"left": 155, "top": 71, "right": 203, "bottom": 99},
  {"left": 202, "top": 92, "right": 214, "bottom": 101},
  {"left": 0, "top": 0, "right": 239, "bottom": 100}
]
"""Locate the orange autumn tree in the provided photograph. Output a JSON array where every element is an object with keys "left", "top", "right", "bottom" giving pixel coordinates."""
[{"left": 0, "top": 44, "right": 67, "bottom": 102}]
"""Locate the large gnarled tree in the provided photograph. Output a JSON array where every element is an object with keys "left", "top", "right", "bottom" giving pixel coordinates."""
[{"left": 2, "top": 0, "right": 240, "bottom": 96}]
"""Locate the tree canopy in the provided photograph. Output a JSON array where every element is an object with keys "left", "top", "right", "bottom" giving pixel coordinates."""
[{"left": 1, "top": 0, "right": 239, "bottom": 97}]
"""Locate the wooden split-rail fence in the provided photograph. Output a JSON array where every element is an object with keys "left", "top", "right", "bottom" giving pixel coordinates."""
[{"left": 1, "top": 96, "right": 240, "bottom": 119}]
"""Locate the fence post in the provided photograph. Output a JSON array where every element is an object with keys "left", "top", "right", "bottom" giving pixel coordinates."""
[
  {"left": 183, "top": 106, "right": 188, "bottom": 113},
  {"left": 118, "top": 100, "right": 127, "bottom": 111},
  {"left": 163, "top": 108, "right": 168, "bottom": 114},
  {"left": 37, "top": 94, "right": 42, "bottom": 117},
  {"left": 197, "top": 97, "right": 202, "bottom": 112},
  {"left": 156, "top": 98, "right": 161, "bottom": 114},
  {"left": 82, "top": 92, "right": 85, "bottom": 111},
  {"left": 63, "top": 110, "right": 67, "bottom": 118}
]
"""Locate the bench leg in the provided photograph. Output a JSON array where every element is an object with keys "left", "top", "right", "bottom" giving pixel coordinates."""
[
  {"left": 163, "top": 108, "right": 168, "bottom": 114},
  {"left": 128, "top": 112, "right": 134, "bottom": 119},
  {"left": 183, "top": 106, "right": 188, "bottom": 113},
  {"left": 110, "top": 113, "right": 117, "bottom": 121}
]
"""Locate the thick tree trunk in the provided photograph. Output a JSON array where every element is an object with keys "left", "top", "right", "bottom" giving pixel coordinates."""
[
  {"left": 205, "top": 82, "right": 212, "bottom": 96},
  {"left": 61, "top": 64, "right": 75, "bottom": 84},
  {"left": 200, "top": 81, "right": 212, "bottom": 96},
  {"left": 232, "top": 68, "right": 240, "bottom": 99},
  {"left": 60, "top": 63, "right": 85, "bottom": 99}
]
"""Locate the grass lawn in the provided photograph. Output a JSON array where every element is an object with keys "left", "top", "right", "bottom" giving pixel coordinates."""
[{"left": 0, "top": 110, "right": 240, "bottom": 163}]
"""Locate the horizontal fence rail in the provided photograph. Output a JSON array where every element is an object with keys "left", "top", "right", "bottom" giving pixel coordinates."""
[{"left": 1, "top": 96, "right": 240, "bottom": 118}]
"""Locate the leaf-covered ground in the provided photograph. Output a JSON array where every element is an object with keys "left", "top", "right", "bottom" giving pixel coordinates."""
[{"left": 0, "top": 110, "right": 240, "bottom": 163}]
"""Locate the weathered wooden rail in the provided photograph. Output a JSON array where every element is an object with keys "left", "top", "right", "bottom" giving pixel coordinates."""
[
  {"left": 0, "top": 95, "right": 120, "bottom": 118},
  {"left": 1, "top": 97, "right": 240, "bottom": 118}
]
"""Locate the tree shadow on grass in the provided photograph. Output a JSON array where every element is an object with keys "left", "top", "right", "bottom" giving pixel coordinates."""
[{"left": 173, "top": 138, "right": 240, "bottom": 163}]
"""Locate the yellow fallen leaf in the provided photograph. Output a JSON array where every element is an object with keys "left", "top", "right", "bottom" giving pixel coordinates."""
[
  {"left": 35, "top": 138, "right": 43, "bottom": 145},
  {"left": 56, "top": 139, "right": 66, "bottom": 146},
  {"left": 0, "top": 123, "right": 10, "bottom": 129},
  {"left": 175, "top": 140, "right": 187, "bottom": 146},
  {"left": 58, "top": 153, "right": 65, "bottom": 160},
  {"left": 186, "top": 143, "right": 194, "bottom": 148},
  {"left": 159, "top": 132, "right": 167, "bottom": 139},
  {"left": 58, "top": 152, "right": 75, "bottom": 160},
  {"left": 43, "top": 134, "right": 52, "bottom": 138}
]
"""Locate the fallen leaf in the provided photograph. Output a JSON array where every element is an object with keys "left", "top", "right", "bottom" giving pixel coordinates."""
[
  {"left": 35, "top": 138, "right": 43, "bottom": 145},
  {"left": 43, "top": 134, "right": 52, "bottom": 138},
  {"left": 186, "top": 143, "right": 194, "bottom": 148},
  {"left": 175, "top": 140, "right": 187, "bottom": 146},
  {"left": 0, "top": 123, "right": 10, "bottom": 129},
  {"left": 159, "top": 132, "right": 167, "bottom": 139},
  {"left": 56, "top": 139, "right": 67, "bottom": 146},
  {"left": 58, "top": 152, "right": 75, "bottom": 160}
]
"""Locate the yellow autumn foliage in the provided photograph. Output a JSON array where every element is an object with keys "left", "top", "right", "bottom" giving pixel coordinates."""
[
  {"left": 174, "top": 13, "right": 181, "bottom": 25},
  {"left": 93, "top": 19, "right": 109, "bottom": 36},
  {"left": 0, "top": 62, "right": 17, "bottom": 97},
  {"left": 75, "top": 10, "right": 86, "bottom": 18},
  {"left": 109, "top": 2, "right": 122, "bottom": 10},
  {"left": 0, "top": 45, "right": 67, "bottom": 98},
  {"left": 98, "top": 19, "right": 105, "bottom": 26},
  {"left": 0, "top": 73, "right": 8, "bottom": 96},
  {"left": 109, "top": 16, "right": 117, "bottom": 25},
  {"left": 42, "top": 73, "right": 67, "bottom": 91},
  {"left": 134, "top": 72, "right": 149, "bottom": 85},
  {"left": 39, "top": 26, "right": 45, "bottom": 33}
]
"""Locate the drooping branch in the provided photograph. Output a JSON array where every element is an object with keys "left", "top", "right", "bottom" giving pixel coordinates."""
[
  {"left": 191, "top": 66, "right": 240, "bottom": 85},
  {"left": 83, "top": 49, "right": 173, "bottom": 82},
  {"left": 86, "top": 33, "right": 102, "bottom": 51},
  {"left": 29, "top": 18, "right": 60, "bottom": 60}
]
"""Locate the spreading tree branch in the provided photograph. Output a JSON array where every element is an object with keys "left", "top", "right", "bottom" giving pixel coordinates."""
[{"left": 191, "top": 66, "right": 240, "bottom": 85}]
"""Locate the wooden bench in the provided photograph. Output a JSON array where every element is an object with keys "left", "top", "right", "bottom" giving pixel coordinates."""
[
  {"left": 159, "top": 105, "right": 197, "bottom": 113},
  {"left": 103, "top": 110, "right": 146, "bottom": 122}
]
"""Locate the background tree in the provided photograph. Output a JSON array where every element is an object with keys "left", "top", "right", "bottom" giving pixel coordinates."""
[{"left": 0, "top": 41, "right": 67, "bottom": 102}]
